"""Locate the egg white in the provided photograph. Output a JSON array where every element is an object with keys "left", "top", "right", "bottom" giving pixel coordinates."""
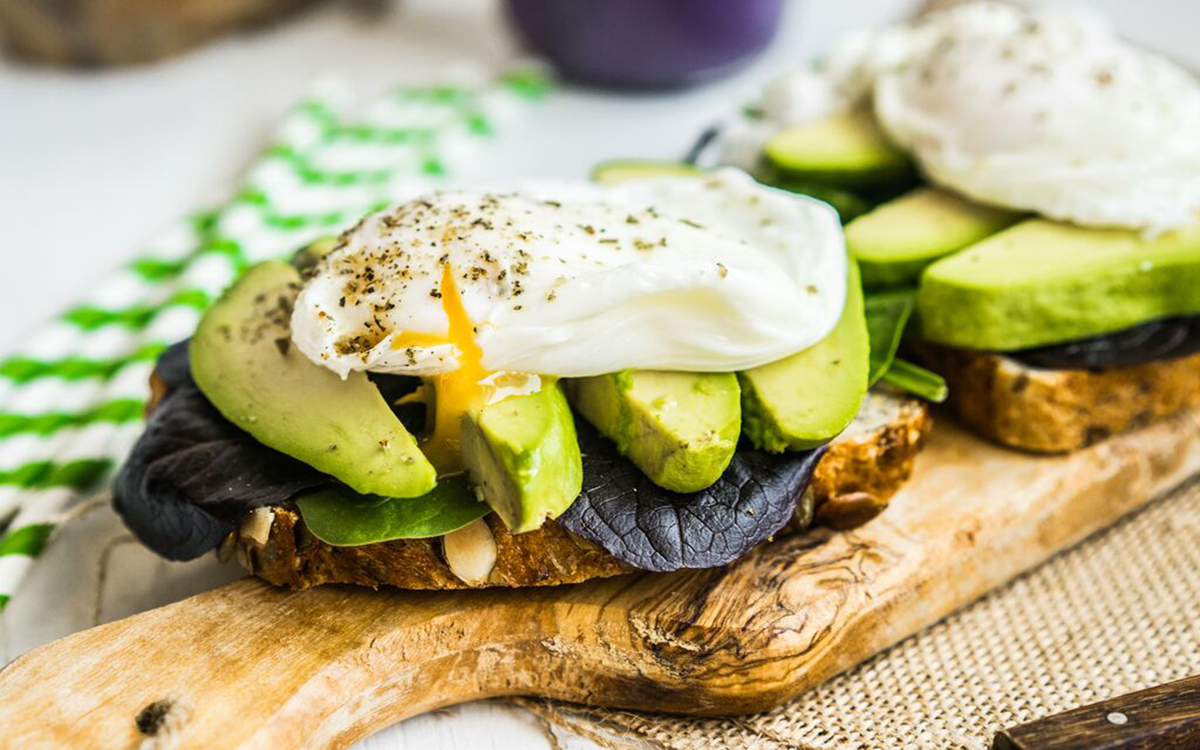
[
  {"left": 873, "top": 2, "right": 1200, "bottom": 233},
  {"left": 290, "top": 168, "right": 847, "bottom": 379},
  {"left": 726, "top": 2, "right": 1200, "bottom": 233}
]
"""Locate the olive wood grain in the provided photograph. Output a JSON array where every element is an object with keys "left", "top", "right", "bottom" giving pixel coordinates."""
[{"left": 2, "top": 410, "right": 1200, "bottom": 749}]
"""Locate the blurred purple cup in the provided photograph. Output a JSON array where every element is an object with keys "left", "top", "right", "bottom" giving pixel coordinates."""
[{"left": 505, "top": 0, "right": 786, "bottom": 89}]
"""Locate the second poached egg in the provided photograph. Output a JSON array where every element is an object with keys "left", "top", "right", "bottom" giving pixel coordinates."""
[{"left": 724, "top": 2, "right": 1200, "bottom": 234}]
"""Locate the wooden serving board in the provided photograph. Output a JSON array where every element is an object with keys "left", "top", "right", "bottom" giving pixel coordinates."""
[{"left": 2, "top": 410, "right": 1200, "bottom": 749}]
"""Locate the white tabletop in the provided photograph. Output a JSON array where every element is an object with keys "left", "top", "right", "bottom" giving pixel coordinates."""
[{"left": 1, "top": 1, "right": 1195, "bottom": 747}]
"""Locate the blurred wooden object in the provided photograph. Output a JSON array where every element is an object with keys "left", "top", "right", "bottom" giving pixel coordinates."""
[{"left": 0, "top": 0, "right": 326, "bottom": 66}]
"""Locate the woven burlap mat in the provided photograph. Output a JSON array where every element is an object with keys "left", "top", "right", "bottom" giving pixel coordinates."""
[{"left": 515, "top": 478, "right": 1200, "bottom": 750}]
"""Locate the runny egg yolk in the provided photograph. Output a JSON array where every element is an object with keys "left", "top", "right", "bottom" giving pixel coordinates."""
[{"left": 392, "top": 263, "right": 491, "bottom": 475}]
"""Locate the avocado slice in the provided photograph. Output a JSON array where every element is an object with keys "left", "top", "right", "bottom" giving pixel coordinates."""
[
  {"left": 565, "top": 370, "right": 740, "bottom": 493},
  {"left": 590, "top": 159, "right": 702, "bottom": 185},
  {"left": 190, "top": 261, "right": 437, "bottom": 498},
  {"left": 290, "top": 236, "right": 339, "bottom": 273},
  {"left": 847, "top": 188, "right": 1023, "bottom": 288},
  {"left": 739, "top": 260, "right": 870, "bottom": 452},
  {"left": 918, "top": 219, "right": 1200, "bottom": 350},
  {"left": 460, "top": 380, "right": 582, "bottom": 533},
  {"left": 766, "top": 178, "right": 874, "bottom": 224},
  {"left": 764, "top": 110, "right": 914, "bottom": 189},
  {"left": 590, "top": 157, "right": 875, "bottom": 224}
]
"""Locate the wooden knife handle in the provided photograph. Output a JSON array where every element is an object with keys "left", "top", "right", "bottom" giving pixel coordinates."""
[{"left": 993, "top": 674, "right": 1200, "bottom": 750}]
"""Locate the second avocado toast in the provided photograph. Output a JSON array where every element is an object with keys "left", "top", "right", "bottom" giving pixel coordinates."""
[
  {"left": 115, "top": 170, "right": 934, "bottom": 590},
  {"left": 711, "top": 1, "right": 1200, "bottom": 454}
]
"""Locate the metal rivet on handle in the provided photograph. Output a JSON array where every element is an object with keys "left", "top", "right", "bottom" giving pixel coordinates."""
[{"left": 1106, "top": 712, "right": 1129, "bottom": 725}]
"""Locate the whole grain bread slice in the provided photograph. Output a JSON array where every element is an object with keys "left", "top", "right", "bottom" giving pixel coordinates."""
[
  {"left": 235, "top": 389, "right": 931, "bottom": 590},
  {"left": 913, "top": 344, "right": 1200, "bottom": 454}
]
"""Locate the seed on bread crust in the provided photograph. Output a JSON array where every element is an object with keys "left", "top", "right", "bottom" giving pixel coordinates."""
[{"left": 442, "top": 519, "right": 498, "bottom": 585}]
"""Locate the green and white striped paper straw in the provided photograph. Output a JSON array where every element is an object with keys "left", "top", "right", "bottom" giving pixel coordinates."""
[{"left": 0, "top": 69, "right": 550, "bottom": 611}]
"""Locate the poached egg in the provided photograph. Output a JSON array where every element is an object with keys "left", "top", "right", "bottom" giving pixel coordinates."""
[
  {"left": 727, "top": 2, "right": 1200, "bottom": 233},
  {"left": 291, "top": 168, "right": 846, "bottom": 471}
]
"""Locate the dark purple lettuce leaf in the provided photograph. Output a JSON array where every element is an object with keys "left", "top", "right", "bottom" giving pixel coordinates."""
[
  {"left": 1010, "top": 314, "right": 1200, "bottom": 370},
  {"left": 558, "top": 422, "right": 825, "bottom": 572},
  {"left": 113, "top": 342, "right": 327, "bottom": 561},
  {"left": 154, "top": 339, "right": 194, "bottom": 390}
]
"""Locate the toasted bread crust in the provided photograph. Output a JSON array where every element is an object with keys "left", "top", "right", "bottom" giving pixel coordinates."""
[
  {"left": 242, "top": 512, "right": 630, "bottom": 591},
  {"left": 812, "top": 389, "right": 932, "bottom": 529},
  {"left": 238, "top": 391, "right": 932, "bottom": 590},
  {"left": 914, "top": 344, "right": 1200, "bottom": 454}
]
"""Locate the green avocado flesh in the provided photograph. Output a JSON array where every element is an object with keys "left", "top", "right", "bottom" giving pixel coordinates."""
[
  {"left": 918, "top": 219, "right": 1200, "bottom": 350},
  {"left": 591, "top": 158, "right": 872, "bottom": 223},
  {"left": 847, "top": 188, "right": 1023, "bottom": 288},
  {"left": 190, "top": 261, "right": 436, "bottom": 498},
  {"left": 565, "top": 370, "right": 741, "bottom": 493},
  {"left": 764, "top": 110, "right": 913, "bottom": 189},
  {"left": 294, "top": 475, "right": 489, "bottom": 546},
  {"left": 460, "top": 380, "right": 583, "bottom": 533},
  {"left": 739, "top": 260, "right": 870, "bottom": 452},
  {"left": 290, "top": 236, "right": 339, "bottom": 273},
  {"left": 590, "top": 159, "right": 702, "bottom": 185},
  {"left": 781, "top": 185, "right": 872, "bottom": 224}
]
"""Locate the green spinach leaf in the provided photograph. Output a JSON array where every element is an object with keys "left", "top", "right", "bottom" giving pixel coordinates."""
[
  {"left": 295, "top": 475, "right": 489, "bottom": 547},
  {"left": 862, "top": 288, "right": 949, "bottom": 402},
  {"left": 880, "top": 359, "right": 948, "bottom": 403},
  {"left": 864, "top": 288, "right": 916, "bottom": 386}
]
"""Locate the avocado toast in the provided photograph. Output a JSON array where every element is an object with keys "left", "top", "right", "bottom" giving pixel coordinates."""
[
  {"left": 115, "top": 170, "right": 932, "bottom": 590},
  {"left": 708, "top": 1, "right": 1200, "bottom": 453}
]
